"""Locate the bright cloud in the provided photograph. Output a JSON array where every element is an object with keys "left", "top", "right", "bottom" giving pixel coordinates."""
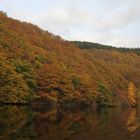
[{"left": 0, "top": 0, "right": 140, "bottom": 47}]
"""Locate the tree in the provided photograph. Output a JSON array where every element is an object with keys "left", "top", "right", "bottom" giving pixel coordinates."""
[
  {"left": 128, "top": 82, "right": 136, "bottom": 107},
  {"left": 0, "top": 11, "right": 7, "bottom": 16},
  {"left": 71, "top": 75, "right": 95, "bottom": 105},
  {"left": 13, "top": 59, "right": 37, "bottom": 90},
  {"left": 97, "top": 83, "right": 114, "bottom": 107},
  {"left": 37, "top": 64, "right": 73, "bottom": 103}
]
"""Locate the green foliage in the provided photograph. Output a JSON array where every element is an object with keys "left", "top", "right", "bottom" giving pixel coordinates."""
[
  {"left": 13, "top": 59, "right": 37, "bottom": 90},
  {"left": 71, "top": 76, "right": 82, "bottom": 90},
  {"left": 35, "top": 55, "right": 47, "bottom": 63},
  {"left": 72, "top": 41, "right": 140, "bottom": 55},
  {"left": 34, "top": 54, "right": 48, "bottom": 68},
  {"left": 0, "top": 55, "right": 30, "bottom": 103},
  {"left": 97, "top": 83, "right": 114, "bottom": 107}
]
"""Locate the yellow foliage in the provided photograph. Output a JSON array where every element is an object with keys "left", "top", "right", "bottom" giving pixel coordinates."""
[
  {"left": 128, "top": 82, "right": 136, "bottom": 106},
  {"left": 1, "top": 13, "right": 140, "bottom": 105},
  {"left": 0, "top": 54, "right": 30, "bottom": 103}
]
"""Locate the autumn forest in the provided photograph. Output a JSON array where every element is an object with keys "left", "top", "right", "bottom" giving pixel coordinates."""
[{"left": 0, "top": 11, "right": 140, "bottom": 108}]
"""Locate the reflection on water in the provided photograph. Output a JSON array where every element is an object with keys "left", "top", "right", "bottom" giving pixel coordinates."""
[
  {"left": 0, "top": 106, "right": 140, "bottom": 140},
  {"left": 126, "top": 109, "right": 140, "bottom": 132},
  {"left": 0, "top": 106, "right": 36, "bottom": 140}
]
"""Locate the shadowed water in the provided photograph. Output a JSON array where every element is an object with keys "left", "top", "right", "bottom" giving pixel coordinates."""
[{"left": 0, "top": 105, "right": 140, "bottom": 140}]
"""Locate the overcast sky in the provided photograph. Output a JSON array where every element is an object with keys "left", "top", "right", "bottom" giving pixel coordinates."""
[{"left": 0, "top": 0, "right": 140, "bottom": 47}]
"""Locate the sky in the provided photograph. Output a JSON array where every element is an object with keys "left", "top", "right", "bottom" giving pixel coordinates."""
[{"left": 0, "top": 0, "right": 140, "bottom": 48}]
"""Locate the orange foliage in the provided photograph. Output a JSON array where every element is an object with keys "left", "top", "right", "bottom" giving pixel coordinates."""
[{"left": 0, "top": 12, "right": 140, "bottom": 105}]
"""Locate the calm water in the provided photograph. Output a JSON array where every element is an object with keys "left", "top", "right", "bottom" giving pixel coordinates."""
[{"left": 0, "top": 105, "right": 140, "bottom": 140}]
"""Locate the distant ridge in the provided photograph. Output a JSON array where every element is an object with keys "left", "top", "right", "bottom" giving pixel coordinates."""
[{"left": 71, "top": 41, "right": 140, "bottom": 55}]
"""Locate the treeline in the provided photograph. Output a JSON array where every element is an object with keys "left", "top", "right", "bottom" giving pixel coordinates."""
[{"left": 71, "top": 41, "right": 140, "bottom": 55}]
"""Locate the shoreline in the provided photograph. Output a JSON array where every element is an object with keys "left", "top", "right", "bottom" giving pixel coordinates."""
[{"left": 0, "top": 102, "right": 137, "bottom": 109}]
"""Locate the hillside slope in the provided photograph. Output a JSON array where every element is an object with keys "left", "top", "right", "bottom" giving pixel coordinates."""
[{"left": 0, "top": 11, "right": 140, "bottom": 106}]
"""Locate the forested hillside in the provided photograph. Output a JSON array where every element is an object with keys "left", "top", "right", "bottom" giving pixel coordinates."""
[{"left": 0, "top": 11, "right": 140, "bottom": 107}]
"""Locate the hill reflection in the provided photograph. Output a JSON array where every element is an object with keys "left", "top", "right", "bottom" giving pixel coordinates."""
[{"left": 0, "top": 106, "right": 140, "bottom": 140}]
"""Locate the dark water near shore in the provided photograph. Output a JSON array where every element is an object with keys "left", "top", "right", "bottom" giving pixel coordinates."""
[{"left": 0, "top": 105, "right": 140, "bottom": 140}]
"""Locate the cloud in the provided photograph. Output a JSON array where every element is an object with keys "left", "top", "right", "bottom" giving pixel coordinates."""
[{"left": 0, "top": 0, "right": 140, "bottom": 47}]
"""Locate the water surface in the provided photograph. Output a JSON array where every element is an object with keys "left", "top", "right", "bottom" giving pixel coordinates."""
[{"left": 0, "top": 105, "right": 140, "bottom": 140}]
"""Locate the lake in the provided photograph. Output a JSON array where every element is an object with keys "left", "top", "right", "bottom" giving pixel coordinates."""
[{"left": 0, "top": 105, "right": 140, "bottom": 140}]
